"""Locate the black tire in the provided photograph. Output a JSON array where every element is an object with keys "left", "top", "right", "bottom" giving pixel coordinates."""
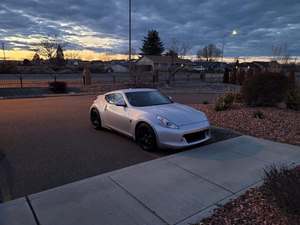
[
  {"left": 136, "top": 123, "right": 157, "bottom": 151},
  {"left": 90, "top": 108, "right": 102, "bottom": 130}
]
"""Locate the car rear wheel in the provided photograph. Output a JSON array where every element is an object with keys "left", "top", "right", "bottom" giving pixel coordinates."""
[
  {"left": 90, "top": 108, "right": 102, "bottom": 130},
  {"left": 136, "top": 123, "right": 157, "bottom": 151}
]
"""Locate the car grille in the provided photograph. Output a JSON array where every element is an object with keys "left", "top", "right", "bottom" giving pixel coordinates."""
[{"left": 183, "top": 129, "right": 209, "bottom": 143}]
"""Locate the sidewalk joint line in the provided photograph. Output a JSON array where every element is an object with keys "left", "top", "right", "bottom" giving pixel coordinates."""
[
  {"left": 108, "top": 176, "right": 170, "bottom": 225},
  {"left": 25, "top": 196, "right": 41, "bottom": 225},
  {"left": 166, "top": 159, "right": 235, "bottom": 194}
]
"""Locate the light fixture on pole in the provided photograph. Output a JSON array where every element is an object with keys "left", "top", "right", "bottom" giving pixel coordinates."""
[{"left": 221, "top": 30, "right": 238, "bottom": 62}]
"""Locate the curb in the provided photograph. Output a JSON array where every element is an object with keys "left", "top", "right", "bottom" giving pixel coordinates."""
[
  {"left": 0, "top": 92, "right": 97, "bottom": 100},
  {"left": 0, "top": 90, "right": 226, "bottom": 101}
]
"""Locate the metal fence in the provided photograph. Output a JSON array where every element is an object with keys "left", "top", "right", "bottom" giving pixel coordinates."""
[
  {"left": 0, "top": 73, "right": 124, "bottom": 89},
  {"left": 0, "top": 72, "right": 224, "bottom": 89}
]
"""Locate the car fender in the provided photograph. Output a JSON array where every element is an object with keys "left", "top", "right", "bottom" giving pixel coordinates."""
[{"left": 89, "top": 95, "right": 107, "bottom": 123}]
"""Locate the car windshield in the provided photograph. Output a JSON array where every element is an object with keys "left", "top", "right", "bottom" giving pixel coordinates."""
[{"left": 125, "top": 91, "right": 172, "bottom": 107}]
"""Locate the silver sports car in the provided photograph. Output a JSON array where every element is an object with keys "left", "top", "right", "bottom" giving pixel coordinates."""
[{"left": 90, "top": 89, "right": 211, "bottom": 151}]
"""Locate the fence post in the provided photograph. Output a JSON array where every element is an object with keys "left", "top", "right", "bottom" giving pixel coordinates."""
[
  {"left": 113, "top": 75, "right": 116, "bottom": 88},
  {"left": 186, "top": 73, "right": 190, "bottom": 81},
  {"left": 152, "top": 72, "right": 155, "bottom": 87},
  {"left": 19, "top": 74, "right": 23, "bottom": 88}
]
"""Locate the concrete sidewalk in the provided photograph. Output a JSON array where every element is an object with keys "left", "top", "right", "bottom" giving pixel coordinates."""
[{"left": 1, "top": 136, "right": 300, "bottom": 225}]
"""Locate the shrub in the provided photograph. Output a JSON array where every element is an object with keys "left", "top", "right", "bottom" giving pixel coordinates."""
[
  {"left": 0, "top": 151, "right": 5, "bottom": 161},
  {"left": 229, "top": 71, "right": 237, "bottom": 84},
  {"left": 223, "top": 69, "right": 230, "bottom": 83},
  {"left": 241, "top": 72, "right": 289, "bottom": 106},
  {"left": 49, "top": 81, "right": 67, "bottom": 93},
  {"left": 286, "top": 88, "right": 300, "bottom": 111},
  {"left": 0, "top": 62, "right": 18, "bottom": 74},
  {"left": 287, "top": 71, "right": 296, "bottom": 90},
  {"left": 253, "top": 110, "right": 264, "bottom": 119},
  {"left": 263, "top": 165, "right": 300, "bottom": 215},
  {"left": 202, "top": 100, "right": 209, "bottom": 105},
  {"left": 237, "top": 71, "right": 245, "bottom": 85},
  {"left": 233, "top": 92, "right": 244, "bottom": 103},
  {"left": 215, "top": 93, "right": 235, "bottom": 111}
]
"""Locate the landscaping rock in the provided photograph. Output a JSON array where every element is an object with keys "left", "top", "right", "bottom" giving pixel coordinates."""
[{"left": 191, "top": 104, "right": 300, "bottom": 146}]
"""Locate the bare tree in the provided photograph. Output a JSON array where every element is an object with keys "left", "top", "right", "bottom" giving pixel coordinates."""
[
  {"left": 272, "top": 42, "right": 290, "bottom": 64},
  {"left": 65, "top": 51, "right": 81, "bottom": 60},
  {"left": 167, "top": 38, "right": 192, "bottom": 59},
  {"left": 196, "top": 48, "right": 203, "bottom": 61},
  {"left": 37, "top": 35, "right": 67, "bottom": 82},
  {"left": 38, "top": 35, "right": 66, "bottom": 63},
  {"left": 168, "top": 38, "right": 180, "bottom": 56},
  {"left": 198, "top": 44, "right": 222, "bottom": 62},
  {"left": 180, "top": 41, "right": 192, "bottom": 58}
]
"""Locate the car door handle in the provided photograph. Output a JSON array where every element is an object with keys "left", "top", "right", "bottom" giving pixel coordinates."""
[{"left": 104, "top": 104, "right": 108, "bottom": 111}]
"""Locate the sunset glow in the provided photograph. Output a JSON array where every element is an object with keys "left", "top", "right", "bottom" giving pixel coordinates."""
[
  {"left": 3, "top": 49, "right": 136, "bottom": 61},
  {"left": 1, "top": 0, "right": 299, "bottom": 60}
]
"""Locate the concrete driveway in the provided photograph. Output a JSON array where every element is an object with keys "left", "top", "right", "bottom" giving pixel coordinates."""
[{"left": 1, "top": 136, "right": 300, "bottom": 225}]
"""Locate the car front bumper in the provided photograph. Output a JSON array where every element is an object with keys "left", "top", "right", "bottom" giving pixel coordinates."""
[{"left": 153, "top": 120, "right": 211, "bottom": 149}]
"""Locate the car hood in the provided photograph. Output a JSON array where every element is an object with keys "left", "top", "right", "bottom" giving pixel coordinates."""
[{"left": 141, "top": 103, "right": 207, "bottom": 126}]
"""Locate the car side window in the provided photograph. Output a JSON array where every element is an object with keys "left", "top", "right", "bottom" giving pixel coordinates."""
[
  {"left": 113, "top": 94, "right": 125, "bottom": 105},
  {"left": 105, "top": 93, "right": 125, "bottom": 105},
  {"left": 105, "top": 94, "right": 114, "bottom": 104}
]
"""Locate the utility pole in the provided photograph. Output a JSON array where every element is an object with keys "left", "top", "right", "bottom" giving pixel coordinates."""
[
  {"left": 1, "top": 42, "right": 6, "bottom": 62},
  {"left": 128, "top": 0, "right": 132, "bottom": 71}
]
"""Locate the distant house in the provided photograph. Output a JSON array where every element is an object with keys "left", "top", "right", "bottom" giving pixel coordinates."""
[
  {"left": 66, "top": 59, "right": 80, "bottom": 66},
  {"left": 239, "top": 61, "right": 282, "bottom": 73},
  {"left": 239, "top": 62, "right": 261, "bottom": 72},
  {"left": 89, "top": 60, "right": 106, "bottom": 73},
  {"left": 135, "top": 55, "right": 191, "bottom": 72},
  {"left": 250, "top": 61, "right": 281, "bottom": 73}
]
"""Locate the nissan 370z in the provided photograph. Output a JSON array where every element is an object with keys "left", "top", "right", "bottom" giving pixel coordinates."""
[{"left": 90, "top": 89, "right": 211, "bottom": 151}]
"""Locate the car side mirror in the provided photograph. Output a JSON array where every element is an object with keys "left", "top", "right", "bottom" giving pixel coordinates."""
[{"left": 115, "top": 101, "right": 127, "bottom": 107}]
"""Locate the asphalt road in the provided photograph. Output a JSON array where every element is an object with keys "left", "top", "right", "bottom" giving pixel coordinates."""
[{"left": 0, "top": 94, "right": 236, "bottom": 201}]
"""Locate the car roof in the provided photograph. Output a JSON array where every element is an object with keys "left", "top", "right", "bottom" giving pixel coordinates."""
[{"left": 105, "top": 88, "right": 158, "bottom": 95}]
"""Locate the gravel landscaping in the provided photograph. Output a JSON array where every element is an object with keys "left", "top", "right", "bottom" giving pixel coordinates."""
[
  {"left": 191, "top": 104, "right": 300, "bottom": 146},
  {"left": 197, "top": 166, "right": 300, "bottom": 225}
]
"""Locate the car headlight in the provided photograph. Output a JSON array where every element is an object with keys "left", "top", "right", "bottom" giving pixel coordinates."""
[{"left": 156, "top": 115, "right": 179, "bottom": 129}]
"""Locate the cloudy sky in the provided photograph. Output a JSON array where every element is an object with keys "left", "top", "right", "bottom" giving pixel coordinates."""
[{"left": 0, "top": 0, "right": 300, "bottom": 60}]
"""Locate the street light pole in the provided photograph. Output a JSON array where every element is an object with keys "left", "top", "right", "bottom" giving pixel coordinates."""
[
  {"left": 129, "top": 0, "right": 132, "bottom": 71},
  {"left": 1, "top": 42, "right": 6, "bottom": 62},
  {"left": 221, "top": 34, "right": 226, "bottom": 63},
  {"left": 221, "top": 30, "right": 237, "bottom": 62}
]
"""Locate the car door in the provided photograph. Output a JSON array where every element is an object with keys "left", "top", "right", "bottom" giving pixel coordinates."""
[{"left": 103, "top": 93, "right": 131, "bottom": 136}]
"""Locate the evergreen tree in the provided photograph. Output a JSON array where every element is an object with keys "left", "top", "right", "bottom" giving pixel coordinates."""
[
  {"left": 56, "top": 45, "right": 65, "bottom": 66},
  {"left": 141, "top": 30, "right": 165, "bottom": 55}
]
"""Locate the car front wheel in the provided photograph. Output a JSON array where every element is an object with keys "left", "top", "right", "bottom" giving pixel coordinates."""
[{"left": 136, "top": 123, "right": 157, "bottom": 151}]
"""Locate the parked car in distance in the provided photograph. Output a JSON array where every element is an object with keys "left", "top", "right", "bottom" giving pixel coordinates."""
[
  {"left": 90, "top": 89, "right": 211, "bottom": 151},
  {"left": 192, "top": 65, "right": 206, "bottom": 72}
]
